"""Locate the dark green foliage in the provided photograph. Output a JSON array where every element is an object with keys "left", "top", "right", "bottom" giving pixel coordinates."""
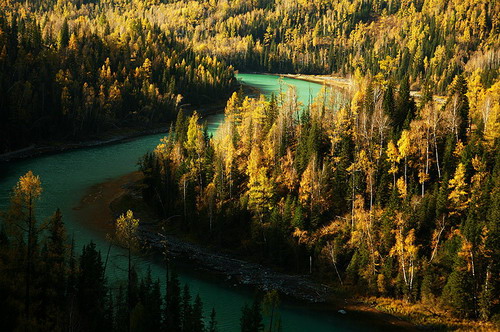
[
  {"left": 0, "top": 198, "right": 215, "bottom": 332},
  {"left": 240, "top": 298, "right": 264, "bottom": 332},
  {"left": 58, "top": 19, "right": 69, "bottom": 49},
  {"left": 191, "top": 295, "right": 205, "bottom": 332},
  {"left": 442, "top": 256, "right": 475, "bottom": 318},
  {"left": 394, "top": 77, "right": 415, "bottom": 134},
  {"left": 208, "top": 308, "right": 218, "bottom": 332},
  {"left": 165, "top": 270, "right": 182, "bottom": 332},
  {"left": 77, "top": 241, "right": 109, "bottom": 331},
  {"left": 133, "top": 268, "right": 163, "bottom": 332},
  {"left": 181, "top": 285, "right": 193, "bottom": 332}
]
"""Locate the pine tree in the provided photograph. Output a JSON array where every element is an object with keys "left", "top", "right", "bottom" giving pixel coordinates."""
[
  {"left": 442, "top": 254, "right": 475, "bottom": 318},
  {"left": 58, "top": 19, "right": 70, "bottom": 49},
  {"left": 240, "top": 298, "right": 263, "bottom": 332},
  {"left": 77, "top": 241, "right": 108, "bottom": 331},
  {"left": 164, "top": 270, "right": 181, "bottom": 332},
  {"left": 181, "top": 284, "right": 193, "bottom": 332},
  {"left": 39, "top": 208, "right": 67, "bottom": 329},
  {"left": 192, "top": 294, "right": 204, "bottom": 332},
  {"left": 207, "top": 308, "right": 218, "bottom": 332}
]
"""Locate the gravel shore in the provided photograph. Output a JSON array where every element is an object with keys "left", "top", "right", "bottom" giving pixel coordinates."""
[{"left": 138, "top": 225, "right": 332, "bottom": 303}]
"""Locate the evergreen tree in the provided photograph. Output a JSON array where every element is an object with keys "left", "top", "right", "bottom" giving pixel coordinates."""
[
  {"left": 208, "top": 308, "right": 218, "bottom": 332},
  {"left": 58, "top": 19, "right": 69, "bottom": 49},
  {"left": 164, "top": 270, "right": 181, "bottom": 332},
  {"left": 240, "top": 298, "right": 263, "bottom": 332},
  {"left": 442, "top": 255, "right": 475, "bottom": 318},
  {"left": 77, "top": 241, "right": 108, "bottom": 331},
  {"left": 192, "top": 294, "right": 204, "bottom": 332},
  {"left": 181, "top": 285, "right": 193, "bottom": 332}
]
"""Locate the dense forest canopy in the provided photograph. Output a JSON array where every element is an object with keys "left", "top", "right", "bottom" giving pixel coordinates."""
[
  {"left": 19, "top": 0, "right": 495, "bottom": 92},
  {"left": 0, "top": 0, "right": 236, "bottom": 152},
  {"left": 1, "top": 0, "right": 499, "bottom": 330},
  {"left": 140, "top": 63, "right": 499, "bottom": 326},
  {"left": 1, "top": 0, "right": 499, "bottom": 152}
]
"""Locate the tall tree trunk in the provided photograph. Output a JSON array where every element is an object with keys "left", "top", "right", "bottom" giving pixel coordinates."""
[{"left": 25, "top": 194, "right": 32, "bottom": 327}]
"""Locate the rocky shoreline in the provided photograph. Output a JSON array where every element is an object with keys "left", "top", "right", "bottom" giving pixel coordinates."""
[
  {"left": 138, "top": 225, "right": 332, "bottom": 303},
  {"left": 73, "top": 170, "right": 332, "bottom": 304}
]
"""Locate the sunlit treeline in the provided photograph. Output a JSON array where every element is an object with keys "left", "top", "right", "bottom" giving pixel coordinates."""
[
  {"left": 0, "top": 1, "right": 235, "bottom": 152},
  {"left": 141, "top": 70, "right": 499, "bottom": 321},
  {"left": 17, "top": 0, "right": 496, "bottom": 92}
]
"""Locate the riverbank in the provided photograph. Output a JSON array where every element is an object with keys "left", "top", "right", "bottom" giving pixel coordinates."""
[
  {"left": 0, "top": 125, "right": 170, "bottom": 162},
  {"left": 0, "top": 97, "right": 233, "bottom": 162},
  {"left": 74, "top": 172, "right": 332, "bottom": 303},
  {"left": 72, "top": 172, "right": 419, "bottom": 331},
  {"left": 280, "top": 73, "right": 447, "bottom": 105},
  {"left": 281, "top": 74, "right": 352, "bottom": 91}
]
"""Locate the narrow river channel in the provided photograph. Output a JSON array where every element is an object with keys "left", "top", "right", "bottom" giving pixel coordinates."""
[{"left": 0, "top": 74, "right": 376, "bottom": 331}]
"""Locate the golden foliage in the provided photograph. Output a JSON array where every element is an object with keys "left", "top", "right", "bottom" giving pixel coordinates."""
[
  {"left": 448, "top": 163, "right": 469, "bottom": 215},
  {"left": 14, "top": 171, "right": 42, "bottom": 201},
  {"left": 115, "top": 209, "right": 140, "bottom": 249}
]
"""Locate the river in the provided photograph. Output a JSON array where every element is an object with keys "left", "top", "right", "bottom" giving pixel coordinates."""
[{"left": 0, "top": 74, "right": 374, "bottom": 331}]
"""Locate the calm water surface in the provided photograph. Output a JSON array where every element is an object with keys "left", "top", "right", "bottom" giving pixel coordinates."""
[{"left": 0, "top": 74, "right": 369, "bottom": 331}]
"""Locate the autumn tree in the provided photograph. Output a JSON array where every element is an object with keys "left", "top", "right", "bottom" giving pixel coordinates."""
[
  {"left": 9, "top": 171, "right": 43, "bottom": 326},
  {"left": 114, "top": 210, "right": 140, "bottom": 332}
]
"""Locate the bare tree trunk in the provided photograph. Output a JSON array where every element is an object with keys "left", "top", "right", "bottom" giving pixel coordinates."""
[
  {"left": 128, "top": 246, "right": 131, "bottom": 332},
  {"left": 183, "top": 178, "right": 187, "bottom": 218},
  {"left": 328, "top": 244, "right": 343, "bottom": 286},
  {"left": 404, "top": 156, "right": 407, "bottom": 188},
  {"left": 25, "top": 194, "right": 32, "bottom": 327},
  {"left": 423, "top": 135, "right": 429, "bottom": 197},
  {"left": 434, "top": 135, "right": 441, "bottom": 178},
  {"left": 429, "top": 216, "right": 445, "bottom": 263}
]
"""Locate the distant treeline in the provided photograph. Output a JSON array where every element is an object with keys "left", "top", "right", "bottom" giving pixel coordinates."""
[
  {"left": 13, "top": 0, "right": 496, "bottom": 93},
  {"left": 0, "top": 2, "right": 235, "bottom": 152},
  {"left": 2, "top": 0, "right": 498, "bottom": 153}
]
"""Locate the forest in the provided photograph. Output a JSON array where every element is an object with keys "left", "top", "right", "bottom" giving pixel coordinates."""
[
  {"left": 0, "top": 171, "right": 278, "bottom": 331},
  {"left": 1, "top": 0, "right": 498, "bottom": 149},
  {"left": 140, "top": 74, "right": 499, "bottom": 324},
  {"left": 0, "top": 0, "right": 499, "bottom": 330},
  {"left": 0, "top": 0, "right": 235, "bottom": 152},
  {"left": 147, "top": 0, "right": 499, "bottom": 93}
]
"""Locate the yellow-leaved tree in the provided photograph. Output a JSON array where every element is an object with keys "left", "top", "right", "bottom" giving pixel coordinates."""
[
  {"left": 386, "top": 140, "right": 401, "bottom": 187},
  {"left": 185, "top": 112, "right": 206, "bottom": 190},
  {"left": 114, "top": 209, "right": 140, "bottom": 331},
  {"left": 9, "top": 171, "right": 43, "bottom": 324},
  {"left": 350, "top": 195, "right": 378, "bottom": 280},
  {"left": 246, "top": 146, "right": 273, "bottom": 221},
  {"left": 448, "top": 163, "right": 469, "bottom": 216},
  {"left": 390, "top": 212, "right": 418, "bottom": 300},
  {"left": 479, "top": 81, "right": 500, "bottom": 147},
  {"left": 397, "top": 129, "right": 414, "bottom": 188}
]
